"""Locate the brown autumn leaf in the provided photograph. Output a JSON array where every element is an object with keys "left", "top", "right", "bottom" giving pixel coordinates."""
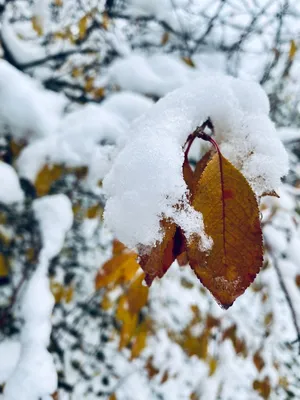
[
  {"left": 161, "top": 32, "right": 169, "bottom": 45},
  {"left": 253, "top": 377, "right": 271, "bottom": 400},
  {"left": 260, "top": 190, "right": 279, "bottom": 198},
  {"left": 0, "top": 254, "right": 8, "bottom": 279},
  {"left": 253, "top": 350, "right": 265, "bottom": 372},
  {"left": 139, "top": 220, "right": 182, "bottom": 286},
  {"left": 187, "top": 153, "right": 263, "bottom": 308}
]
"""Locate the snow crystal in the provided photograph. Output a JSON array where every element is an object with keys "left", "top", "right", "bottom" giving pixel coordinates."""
[
  {"left": 0, "top": 162, "right": 24, "bottom": 204},
  {"left": 104, "top": 75, "right": 288, "bottom": 250}
]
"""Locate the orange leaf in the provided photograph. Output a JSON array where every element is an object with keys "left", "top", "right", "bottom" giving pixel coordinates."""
[
  {"left": 187, "top": 153, "right": 263, "bottom": 308},
  {"left": 138, "top": 220, "right": 180, "bottom": 286}
]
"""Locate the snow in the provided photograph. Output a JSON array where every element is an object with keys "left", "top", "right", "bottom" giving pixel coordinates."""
[
  {"left": 106, "top": 54, "right": 206, "bottom": 97},
  {"left": 101, "top": 91, "right": 154, "bottom": 123},
  {"left": 4, "top": 195, "right": 73, "bottom": 400},
  {"left": 277, "top": 127, "right": 300, "bottom": 143},
  {"left": 0, "top": 162, "right": 24, "bottom": 204},
  {"left": 16, "top": 90, "right": 155, "bottom": 187},
  {"left": 0, "top": 341, "right": 20, "bottom": 384},
  {"left": 0, "top": 61, "right": 66, "bottom": 141},
  {"left": 17, "top": 105, "right": 127, "bottom": 186},
  {"left": 33, "top": 194, "right": 73, "bottom": 259},
  {"left": 33, "top": 0, "right": 51, "bottom": 34},
  {"left": 2, "top": 21, "right": 46, "bottom": 65},
  {"left": 103, "top": 75, "right": 288, "bottom": 249}
]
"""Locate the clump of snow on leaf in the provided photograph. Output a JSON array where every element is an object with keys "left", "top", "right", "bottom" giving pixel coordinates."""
[{"left": 104, "top": 76, "right": 288, "bottom": 249}]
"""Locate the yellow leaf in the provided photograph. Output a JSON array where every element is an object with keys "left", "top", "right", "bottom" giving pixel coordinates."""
[
  {"left": 182, "top": 56, "right": 195, "bottom": 68},
  {"left": 50, "top": 281, "right": 64, "bottom": 303},
  {"left": 289, "top": 40, "right": 297, "bottom": 60},
  {"left": 93, "top": 87, "right": 105, "bottom": 99},
  {"left": 0, "top": 254, "right": 8, "bottom": 278},
  {"left": 127, "top": 274, "right": 148, "bottom": 314},
  {"left": 54, "top": 0, "right": 63, "bottom": 6},
  {"left": 32, "top": 16, "right": 43, "bottom": 36},
  {"left": 26, "top": 248, "right": 36, "bottom": 262},
  {"left": 109, "top": 395, "right": 117, "bottom": 400},
  {"left": 131, "top": 321, "right": 147, "bottom": 359},
  {"left": 72, "top": 68, "right": 82, "bottom": 78},
  {"left": 78, "top": 15, "right": 88, "bottom": 40},
  {"left": 84, "top": 77, "right": 94, "bottom": 92},
  {"left": 183, "top": 331, "right": 209, "bottom": 359},
  {"left": 101, "top": 294, "right": 112, "bottom": 310},
  {"left": 209, "top": 357, "right": 218, "bottom": 376},
  {"left": 35, "top": 165, "right": 64, "bottom": 197},
  {"left": 119, "top": 312, "right": 137, "bottom": 349},
  {"left": 64, "top": 286, "right": 74, "bottom": 303},
  {"left": 102, "top": 12, "right": 110, "bottom": 30},
  {"left": 264, "top": 312, "right": 273, "bottom": 326},
  {"left": 112, "top": 240, "right": 126, "bottom": 256},
  {"left": 187, "top": 153, "right": 263, "bottom": 308},
  {"left": 95, "top": 252, "right": 139, "bottom": 289},
  {"left": 86, "top": 204, "right": 103, "bottom": 219}
]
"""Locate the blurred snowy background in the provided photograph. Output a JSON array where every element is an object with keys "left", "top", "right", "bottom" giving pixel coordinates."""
[{"left": 0, "top": 0, "right": 300, "bottom": 399}]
